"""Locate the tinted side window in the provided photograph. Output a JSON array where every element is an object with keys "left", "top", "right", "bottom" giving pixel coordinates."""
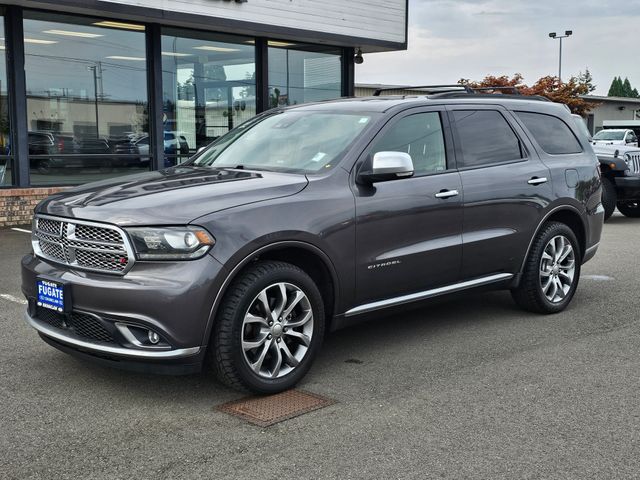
[
  {"left": 516, "top": 111, "right": 582, "bottom": 155},
  {"left": 371, "top": 112, "right": 447, "bottom": 176},
  {"left": 452, "top": 110, "right": 523, "bottom": 167}
]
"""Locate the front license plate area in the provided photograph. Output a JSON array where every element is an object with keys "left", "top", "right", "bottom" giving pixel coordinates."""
[{"left": 36, "top": 278, "right": 69, "bottom": 313}]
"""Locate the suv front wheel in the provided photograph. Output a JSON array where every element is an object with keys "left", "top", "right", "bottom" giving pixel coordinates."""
[
  {"left": 512, "top": 221, "right": 581, "bottom": 314},
  {"left": 211, "top": 260, "right": 325, "bottom": 394}
]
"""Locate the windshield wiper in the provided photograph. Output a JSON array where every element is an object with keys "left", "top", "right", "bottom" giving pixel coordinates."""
[{"left": 216, "top": 164, "right": 272, "bottom": 172}]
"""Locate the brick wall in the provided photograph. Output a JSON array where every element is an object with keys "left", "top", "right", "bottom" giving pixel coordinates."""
[{"left": 0, "top": 188, "right": 67, "bottom": 227}]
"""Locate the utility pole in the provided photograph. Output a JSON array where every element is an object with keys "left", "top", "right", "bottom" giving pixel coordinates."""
[
  {"left": 548, "top": 30, "right": 573, "bottom": 81},
  {"left": 87, "top": 65, "right": 99, "bottom": 138}
]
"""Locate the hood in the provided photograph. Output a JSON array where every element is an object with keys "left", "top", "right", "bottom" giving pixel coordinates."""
[
  {"left": 37, "top": 166, "right": 308, "bottom": 225},
  {"left": 592, "top": 143, "right": 640, "bottom": 157}
]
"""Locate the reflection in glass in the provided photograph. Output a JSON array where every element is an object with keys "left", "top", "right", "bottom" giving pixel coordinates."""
[
  {"left": 23, "top": 12, "right": 149, "bottom": 185},
  {"left": 0, "top": 19, "right": 12, "bottom": 186},
  {"left": 194, "top": 111, "right": 374, "bottom": 173},
  {"left": 162, "top": 29, "right": 255, "bottom": 166},
  {"left": 268, "top": 43, "right": 341, "bottom": 107}
]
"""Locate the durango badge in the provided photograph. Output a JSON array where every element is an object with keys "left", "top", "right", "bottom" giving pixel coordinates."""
[{"left": 368, "top": 260, "right": 402, "bottom": 270}]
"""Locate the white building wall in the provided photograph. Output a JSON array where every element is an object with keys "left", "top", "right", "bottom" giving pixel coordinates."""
[{"left": 101, "top": 0, "right": 407, "bottom": 45}]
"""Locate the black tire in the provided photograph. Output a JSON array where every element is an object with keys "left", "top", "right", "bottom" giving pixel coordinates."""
[
  {"left": 511, "top": 221, "right": 581, "bottom": 314},
  {"left": 601, "top": 178, "right": 616, "bottom": 221},
  {"left": 210, "top": 260, "right": 325, "bottom": 394},
  {"left": 617, "top": 201, "right": 640, "bottom": 218}
]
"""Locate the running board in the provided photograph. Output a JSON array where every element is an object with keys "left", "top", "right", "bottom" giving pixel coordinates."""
[{"left": 344, "top": 273, "right": 514, "bottom": 317}]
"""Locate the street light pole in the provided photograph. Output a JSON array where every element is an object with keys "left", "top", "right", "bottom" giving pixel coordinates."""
[
  {"left": 548, "top": 30, "right": 572, "bottom": 81},
  {"left": 87, "top": 65, "right": 100, "bottom": 139}
]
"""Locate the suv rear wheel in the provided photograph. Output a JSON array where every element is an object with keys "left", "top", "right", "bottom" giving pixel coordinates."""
[
  {"left": 511, "top": 221, "right": 581, "bottom": 314},
  {"left": 211, "top": 260, "right": 325, "bottom": 394},
  {"left": 617, "top": 201, "right": 640, "bottom": 218}
]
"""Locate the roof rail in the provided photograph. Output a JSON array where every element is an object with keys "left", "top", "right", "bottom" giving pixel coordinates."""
[
  {"left": 472, "top": 86, "right": 521, "bottom": 95},
  {"left": 372, "top": 84, "right": 532, "bottom": 97},
  {"left": 430, "top": 92, "right": 552, "bottom": 102},
  {"left": 372, "top": 84, "right": 473, "bottom": 96}
]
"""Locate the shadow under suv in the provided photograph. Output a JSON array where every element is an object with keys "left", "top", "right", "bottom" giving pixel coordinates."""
[{"left": 21, "top": 86, "right": 604, "bottom": 393}]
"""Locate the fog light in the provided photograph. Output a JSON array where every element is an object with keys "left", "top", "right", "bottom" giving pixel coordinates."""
[{"left": 148, "top": 331, "right": 160, "bottom": 344}]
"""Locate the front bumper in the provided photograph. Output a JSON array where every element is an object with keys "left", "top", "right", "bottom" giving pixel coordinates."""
[
  {"left": 615, "top": 175, "right": 640, "bottom": 200},
  {"left": 21, "top": 252, "right": 228, "bottom": 372},
  {"left": 25, "top": 311, "right": 201, "bottom": 359}
]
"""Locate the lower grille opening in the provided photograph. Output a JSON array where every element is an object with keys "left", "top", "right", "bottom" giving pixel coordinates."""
[{"left": 35, "top": 307, "right": 115, "bottom": 344}]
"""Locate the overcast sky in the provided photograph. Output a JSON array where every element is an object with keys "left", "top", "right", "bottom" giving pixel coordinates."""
[{"left": 356, "top": 0, "right": 637, "bottom": 96}]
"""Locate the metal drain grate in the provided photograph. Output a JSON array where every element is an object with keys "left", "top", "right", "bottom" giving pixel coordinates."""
[{"left": 216, "top": 389, "right": 335, "bottom": 427}]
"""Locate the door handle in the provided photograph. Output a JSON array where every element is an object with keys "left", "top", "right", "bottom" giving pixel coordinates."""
[
  {"left": 434, "top": 189, "right": 459, "bottom": 199},
  {"left": 527, "top": 177, "right": 548, "bottom": 185}
]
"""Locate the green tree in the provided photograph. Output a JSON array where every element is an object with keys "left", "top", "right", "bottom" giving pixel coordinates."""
[
  {"left": 608, "top": 76, "right": 639, "bottom": 97},
  {"left": 623, "top": 77, "right": 634, "bottom": 96},
  {"left": 577, "top": 68, "right": 596, "bottom": 93},
  {"left": 608, "top": 76, "right": 623, "bottom": 96}
]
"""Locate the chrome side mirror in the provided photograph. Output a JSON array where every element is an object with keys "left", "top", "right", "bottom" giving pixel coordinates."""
[{"left": 358, "top": 151, "right": 414, "bottom": 183}]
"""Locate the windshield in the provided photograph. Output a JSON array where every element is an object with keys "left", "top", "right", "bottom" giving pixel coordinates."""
[
  {"left": 593, "top": 130, "right": 625, "bottom": 141},
  {"left": 192, "top": 110, "right": 375, "bottom": 173}
]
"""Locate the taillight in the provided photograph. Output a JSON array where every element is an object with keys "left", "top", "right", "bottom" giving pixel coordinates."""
[{"left": 57, "top": 138, "right": 64, "bottom": 151}]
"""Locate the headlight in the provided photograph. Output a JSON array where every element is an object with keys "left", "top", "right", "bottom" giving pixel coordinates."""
[
  {"left": 125, "top": 226, "right": 215, "bottom": 260},
  {"left": 624, "top": 158, "right": 635, "bottom": 174}
]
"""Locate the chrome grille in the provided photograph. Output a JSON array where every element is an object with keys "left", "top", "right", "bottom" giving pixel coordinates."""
[
  {"left": 39, "top": 240, "right": 65, "bottom": 261},
  {"left": 75, "top": 224, "right": 123, "bottom": 244},
  {"left": 33, "top": 215, "right": 133, "bottom": 274},
  {"left": 37, "top": 218, "right": 62, "bottom": 236},
  {"left": 624, "top": 152, "right": 640, "bottom": 174}
]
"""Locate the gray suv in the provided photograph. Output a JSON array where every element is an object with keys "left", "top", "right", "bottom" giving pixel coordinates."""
[{"left": 22, "top": 86, "right": 604, "bottom": 393}]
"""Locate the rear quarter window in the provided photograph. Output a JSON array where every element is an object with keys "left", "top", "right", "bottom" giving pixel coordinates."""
[
  {"left": 451, "top": 110, "right": 524, "bottom": 168},
  {"left": 516, "top": 111, "right": 582, "bottom": 155}
]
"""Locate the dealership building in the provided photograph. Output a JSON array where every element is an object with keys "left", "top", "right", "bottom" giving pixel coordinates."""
[{"left": 0, "top": 0, "right": 407, "bottom": 225}]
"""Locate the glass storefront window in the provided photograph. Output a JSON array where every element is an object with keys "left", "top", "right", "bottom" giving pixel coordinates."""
[
  {"left": 0, "top": 17, "right": 12, "bottom": 186},
  {"left": 23, "top": 12, "right": 148, "bottom": 186},
  {"left": 268, "top": 42, "right": 342, "bottom": 108},
  {"left": 162, "top": 29, "right": 255, "bottom": 166}
]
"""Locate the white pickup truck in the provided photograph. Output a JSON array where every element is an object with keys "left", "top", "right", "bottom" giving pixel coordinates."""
[
  {"left": 572, "top": 115, "right": 640, "bottom": 219},
  {"left": 592, "top": 128, "right": 638, "bottom": 147},
  {"left": 591, "top": 140, "right": 640, "bottom": 219}
]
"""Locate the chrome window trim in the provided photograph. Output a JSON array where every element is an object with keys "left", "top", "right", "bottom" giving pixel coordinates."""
[
  {"left": 32, "top": 214, "right": 136, "bottom": 275},
  {"left": 344, "top": 273, "right": 514, "bottom": 317},
  {"left": 26, "top": 312, "right": 200, "bottom": 359}
]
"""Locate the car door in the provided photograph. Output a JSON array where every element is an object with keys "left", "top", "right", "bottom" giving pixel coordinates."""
[
  {"left": 447, "top": 105, "right": 554, "bottom": 280},
  {"left": 352, "top": 108, "right": 463, "bottom": 306},
  {"left": 626, "top": 131, "right": 638, "bottom": 147}
]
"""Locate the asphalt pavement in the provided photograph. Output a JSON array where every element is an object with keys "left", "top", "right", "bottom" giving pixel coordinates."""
[{"left": 1, "top": 214, "right": 639, "bottom": 479}]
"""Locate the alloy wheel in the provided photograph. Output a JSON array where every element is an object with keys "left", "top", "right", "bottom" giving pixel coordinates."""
[
  {"left": 539, "top": 235, "right": 576, "bottom": 303},
  {"left": 241, "top": 282, "right": 314, "bottom": 379}
]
